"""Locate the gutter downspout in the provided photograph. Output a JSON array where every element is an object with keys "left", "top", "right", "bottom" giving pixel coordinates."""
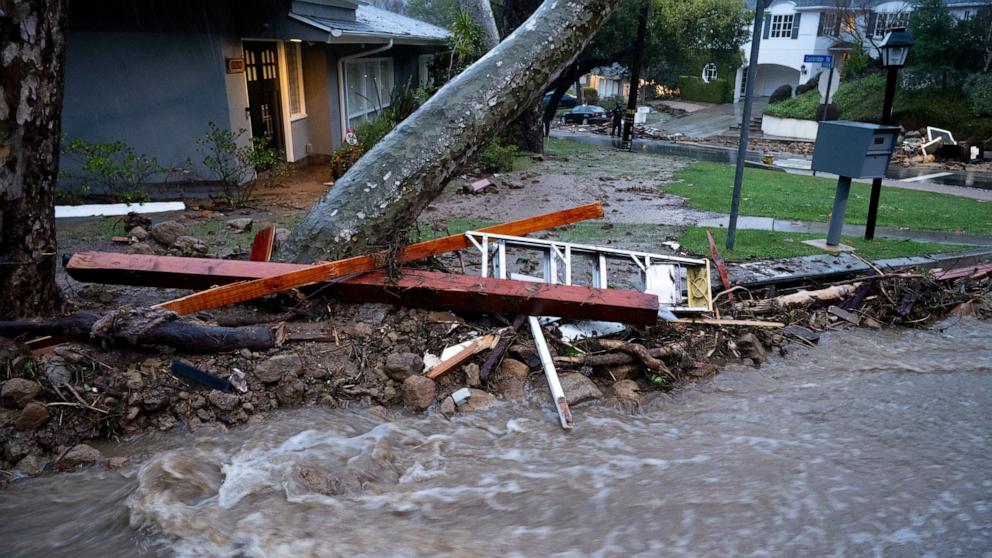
[{"left": 335, "top": 39, "right": 394, "bottom": 142}]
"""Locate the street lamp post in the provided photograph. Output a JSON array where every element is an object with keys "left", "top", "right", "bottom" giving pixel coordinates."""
[{"left": 864, "top": 27, "right": 913, "bottom": 241}]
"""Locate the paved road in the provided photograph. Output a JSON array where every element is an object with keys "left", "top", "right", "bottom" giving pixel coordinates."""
[{"left": 649, "top": 98, "right": 770, "bottom": 138}]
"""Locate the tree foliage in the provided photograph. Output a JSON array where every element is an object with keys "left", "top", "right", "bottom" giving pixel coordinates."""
[
  {"left": 407, "top": 0, "right": 461, "bottom": 28},
  {"left": 907, "top": 0, "right": 959, "bottom": 88}
]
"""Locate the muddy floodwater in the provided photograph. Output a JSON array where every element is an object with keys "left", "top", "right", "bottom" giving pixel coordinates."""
[{"left": 2, "top": 319, "right": 991, "bottom": 557}]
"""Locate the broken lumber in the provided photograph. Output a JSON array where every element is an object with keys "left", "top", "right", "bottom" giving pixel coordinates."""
[
  {"left": 706, "top": 229, "right": 733, "bottom": 301},
  {"left": 250, "top": 226, "right": 276, "bottom": 262},
  {"left": 479, "top": 314, "right": 526, "bottom": 381},
  {"left": 157, "top": 203, "right": 604, "bottom": 314},
  {"left": 674, "top": 317, "right": 785, "bottom": 328},
  {"left": 731, "top": 283, "right": 861, "bottom": 315},
  {"left": 425, "top": 334, "right": 500, "bottom": 379},
  {"left": 0, "top": 311, "right": 279, "bottom": 352}
]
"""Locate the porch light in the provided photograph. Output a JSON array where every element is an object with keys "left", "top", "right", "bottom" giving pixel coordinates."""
[{"left": 879, "top": 27, "right": 913, "bottom": 68}]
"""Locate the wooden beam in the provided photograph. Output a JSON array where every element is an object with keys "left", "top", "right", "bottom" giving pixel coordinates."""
[
  {"left": 65, "top": 252, "right": 305, "bottom": 289},
  {"left": 250, "top": 226, "right": 275, "bottom": 262},
  {"left": 424, "top": 334, "right": 499, "bottom": 379},
  {"left": 156, "top": 203, "right": 604, "bottom": 315}
]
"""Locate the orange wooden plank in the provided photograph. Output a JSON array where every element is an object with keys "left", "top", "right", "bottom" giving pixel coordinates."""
[
  {"left": 155, "top": 203, "right": 604, "bottom": 315},
  {"left": 424, "top": 334, "right": 499, "bottom": 380},
  {"left": 250, "top": 226, "right": 275, "bottom": 262}
]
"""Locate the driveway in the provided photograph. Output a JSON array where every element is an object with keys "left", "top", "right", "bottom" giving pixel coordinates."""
[{"left": 650, "top": 97, "right": 769, "bottom": 138}]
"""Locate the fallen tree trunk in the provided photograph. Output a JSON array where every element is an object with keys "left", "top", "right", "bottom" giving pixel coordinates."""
[
  {"left": 280, "top": 0, "right": 622, "bottom": 263},
  {"left": 0, "top": 310, "right": 278, "bottom": 352},
  {"left": 732, "top": 283, "right": 862, "bottom": 315}
]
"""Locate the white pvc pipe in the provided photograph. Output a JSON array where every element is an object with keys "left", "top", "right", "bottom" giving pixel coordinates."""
[
  {"left": 335, "top": 39, "right": 393, "bottom": 142},
  {"left": 529, "top": 316, "right": 573, "bottom": 430}
]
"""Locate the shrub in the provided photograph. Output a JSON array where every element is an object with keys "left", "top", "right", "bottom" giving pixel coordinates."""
[
  {"left": 676, "top": 75, "right": 731, "bottom": 104},
  {"left": 195, "top": 122, "right": 291, "bottom": 207},
  {"left": 61, "top": 138, "right": 163, "bottom": 202},
  {"left": 796, "top": 74, "right": 819, "bottom": 95},
  {"left": 815, "top": 102, "right": 840, "bottom": 121},
  {"left": 477, "top": 139, "right": 518, "bottom": 172},
  {"left": 769, "top": 84, "right": 793, "bottom": 104},
  {"left": 600, "top": 94, "right": 626, "bottom": 109},
  {"left": 763, "top": 89, "right": 819, "bottom": 119},
  {"left": 969, "top": 73, "right": 992, "bottom": 117},
  {"left": 581, "top": 87, "right": 600, "bottom": 105}
]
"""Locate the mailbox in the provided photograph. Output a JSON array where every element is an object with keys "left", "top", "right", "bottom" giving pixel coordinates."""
[{"left": 811, "top": 121, "right": 900, "bottom": 179}]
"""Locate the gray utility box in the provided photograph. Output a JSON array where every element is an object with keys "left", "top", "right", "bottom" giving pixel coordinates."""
[{"left": 811, "top": 121, "right": 900, "bottom": 179}]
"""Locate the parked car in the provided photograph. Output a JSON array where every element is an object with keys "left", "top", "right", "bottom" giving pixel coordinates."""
[
  {"left": 543, "top": 92, "right": 578, "bottom": 109},
  {"left": 562, "top": 105, "right": 609, "bottom": 124}
]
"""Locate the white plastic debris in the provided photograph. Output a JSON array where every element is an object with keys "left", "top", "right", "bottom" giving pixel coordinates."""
[{"left": 452, "top": 388, "right": 472, "bottom": 406}]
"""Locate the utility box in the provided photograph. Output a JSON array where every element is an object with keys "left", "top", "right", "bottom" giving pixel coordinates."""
[{"left": 811, "top": 121, "right": 900, "bottom": 179}]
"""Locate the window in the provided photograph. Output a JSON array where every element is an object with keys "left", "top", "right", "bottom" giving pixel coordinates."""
[
  {"left": 702, "top": 63, "right": 718, "bottom": 83},
  {"left": 345, "top": 58, "right": 394, "bottom": 128},
  {"left": 770, "top": 14, "right": 794, "bottom": 38},
  {"left": 873, "top": 12, "right": 910, "bottom": 38},
  {"left": 418, "top": 54, "right": 434, "bottom": 87},
  {"left": 284, "top": 42, "right": 306, "bottom": 118},
  {"left": 818, "top": 12, "right": 839, "bottom": 37}
]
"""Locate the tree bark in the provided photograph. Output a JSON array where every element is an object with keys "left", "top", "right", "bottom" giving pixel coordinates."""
[
  {"left": 281, "top": 0, "right": 622, "bottom": 263},
  {"left": 498, "top": 0, "right": 544, "bottom": 152},
  {"left": 0, "top": 0, "right": 68, "bottom": 318},
  {"left": 460, "top": 0, "right": 500, "bottom": 51}
]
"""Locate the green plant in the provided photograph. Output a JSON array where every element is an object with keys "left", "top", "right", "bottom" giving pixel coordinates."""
[
  {"left": 763, "top": 89, "right": 819, "bottom": 119},
  {"left": 676, "top": 75, "right": 731, "bottom": 103},
  {"left": 969, "top": 73, "right": 992, "bottom": 117},
  {"left": 769, "top": 84, "right": 793, "bottom": 104},
  {"left": 843, "top": 40, "right": 870, "bottom": 80},
  {"left": 447, "top": 10, "right": 483, "bottom": 78},
  {"left": 478, "top": 139, "right": 518, "bottom": 172},
  {"left": 581, "top": 86, "right": 600, "bottom": 105},
  {"left": 61, "top": 138, "right": 164, "bottom": 201},
  {"left": 195, "top": 122, "right": 290, "bottom": 207}
]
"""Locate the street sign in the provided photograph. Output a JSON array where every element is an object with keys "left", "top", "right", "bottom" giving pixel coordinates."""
[
  {"left": 804, "top": 54, "right": 833, "bottom": 67},
  {"left": 818, "top": 68, "right": 840, "bottom": 99}
]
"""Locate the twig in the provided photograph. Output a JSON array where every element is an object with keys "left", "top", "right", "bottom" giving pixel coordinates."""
[{"left": 64, "top": 384, "right": 109, "bottom": 415}]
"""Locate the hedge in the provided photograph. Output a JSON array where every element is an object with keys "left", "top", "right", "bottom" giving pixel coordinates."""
[{"left": 677, "top": 75, "right": 732, "bottom": 104}]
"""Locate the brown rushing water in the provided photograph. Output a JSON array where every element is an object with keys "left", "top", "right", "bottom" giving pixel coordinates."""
[{"left": 2, "top": 319, "right": 991, "bottom": 557}]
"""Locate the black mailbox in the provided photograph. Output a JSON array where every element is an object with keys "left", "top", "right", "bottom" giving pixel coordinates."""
[{"left": 811, "top": 121, "right": 900, "bottom": 179}]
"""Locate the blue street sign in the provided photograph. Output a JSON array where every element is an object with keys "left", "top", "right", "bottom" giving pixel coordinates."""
[{"left": 804, "top": 54, "right": 833, "bottom": 67}]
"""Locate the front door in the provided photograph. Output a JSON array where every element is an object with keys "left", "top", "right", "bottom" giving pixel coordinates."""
[{"left": 243, "top": 41, "right": 285, "bottom": 150}]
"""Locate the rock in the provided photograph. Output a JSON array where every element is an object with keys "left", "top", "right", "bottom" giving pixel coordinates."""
[
  {"left": 494, "top": 376, "right": 526, "bottom": 401},
  {"left": 208, "top": 390, "right": 239, "bottom": 411},
  {"left": 402, "top": 376, "right": 436, "bottom": 411},
  {"left": 1, "top": 378, "right": 41, "bottom": 408},
  {"left": 129, "top": 242, "right": 155, "bottom": 255},
  {"left": 463, "top": 363, "right": 481, "bottom": 387},
  {"left": 559, "top": 373, "right": 603, "bottom": 405},
  {"left": 275, "top": 379, "right": 305, "bottom": 406},
  {"left": 273, "top": 227, "right": 291, "bottom": 248},
  {"left": 225, "top": 218, "right": 253, "bottom": 233},
  {"left": 59, "top": 444, "right": 101, "bottom": 470},
  {"left": 509, "top": 345, "right": 542, "bottom": 369},
  {"left": 499, "top": 358, "right": 530, "bottom": 380},
  {"left": 130, "top": 226, "right": 149, "bottom": 241},
  {"left": 612, "top": 380, "right": 641, "bottom": 405},
  {"left": 173, "top": 235, "right": 208, "bottom": 254},
  {"left": 43, "top": 361, "right": 70, "bottom": 387},
  {"left": 355, "top": 303, "right": 391, "bottom": 324},
  {"left": 151, "top": 220, "right": 184, "bottom": 246},
  {"left": 347, "top": 322, "right": 374, "bottom": 339},
  {"left": 384, "top": 352, "right": 424, "bottom": 382},
  {"left": 736, "top": 333, "right": 767, "bottom": 365},
  {"left": 688, "top": 363, "right": 719, "bottom": 378},
  {"left": 124, "top": 369, "right": 144, "bottom": 390},
  {"left": 107, "top": 456, "right": 130, "bottom": 470},
  {"left": 141, "top": 395, "right": 167, "bottom": 411},
  {"left": 456, "top": 388, "right": 497, "bottom": 412},
  {"left": 14, "top": 402, "right": 50, "bottom": 431},
  {"left": 14, "top": 454, "right": 45, "bottom": 476},
  {"left": 439, "top": 396, "right": 456, "bottom": 417},
  {"left": 0, "top": 408, "right": 17, "bottom": 428},
  {"left": 255, "top": 353, "right": 303, "bottom": 384},
  {"left": 3, "top": 436, "right": 33, "bottom": 462},
  {"left": 782, "top": 325, "right": 820, "bottom": 344}
]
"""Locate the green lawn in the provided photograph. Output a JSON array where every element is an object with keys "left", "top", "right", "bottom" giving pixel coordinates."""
[
  {"left": 667, "top": 162, "right": 992, "bottom": 233},
  {"left": 679, "top": 227, "right": 971, "bottom": 261}
]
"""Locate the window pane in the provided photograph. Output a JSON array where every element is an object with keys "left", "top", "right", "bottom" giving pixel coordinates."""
[
  {"left": 285, "top": 44, "right": 302, "bottom": 115},
  {"left": 346, "top": 62, "right": 365, "bottom": 120}
]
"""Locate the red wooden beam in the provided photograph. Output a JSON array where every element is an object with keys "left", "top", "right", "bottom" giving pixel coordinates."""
[
  {"left": 64, "top": 251, "right": 659, "bottom": 325},
  {"left": 250, "top": 226, "right": 275, "bottom": 262}
]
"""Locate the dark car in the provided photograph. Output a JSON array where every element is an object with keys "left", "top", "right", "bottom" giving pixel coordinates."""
[
  {"left": 543, "top": 92, "right": 578, "bottom": 109},
  {"left": 562, "top": 105, "right": 609, "bottom": 125}
]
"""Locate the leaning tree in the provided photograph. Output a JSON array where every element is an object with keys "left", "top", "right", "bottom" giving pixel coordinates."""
[
  {"left": 0, "top": 0, "right": 68, "bottom": 318},
  {"left": 280, "top": 0, "right": 624, "bottom": 263}
]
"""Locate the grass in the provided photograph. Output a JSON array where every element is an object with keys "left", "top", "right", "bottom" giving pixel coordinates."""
[
  {"left": 667, "top": 162, "right": 992, "bottom": 233},
  {"left": 414, "top": 217, "right": 679, "bottom": 250},
  {"left": 679, "top": 227, "right": 972, "bottom": 261}
]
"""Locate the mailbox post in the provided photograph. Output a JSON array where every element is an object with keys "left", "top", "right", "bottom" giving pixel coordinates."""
[{"left": 810, "top": 121, "right": 900, "bottom": 247}]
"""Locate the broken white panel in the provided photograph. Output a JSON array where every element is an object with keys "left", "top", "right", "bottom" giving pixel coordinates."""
[
  {"left": 451, "top": 388, "right": 472, "bottom": 406},
  {"left": 55, "top": 201, "right": 186, "bottom": 219},
  {"left": 645, "top": 264, "right": 679, "bottom": 307},
  {"left": 926, "top": 126, "right": 955, "bottom": 145},
  {"left": 558, "top": 321, "right": 626, "bottom": 343}
]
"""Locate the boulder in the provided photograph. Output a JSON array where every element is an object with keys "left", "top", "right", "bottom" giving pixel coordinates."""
[
  {"left": 559, "top": 373, "right": 603, "bottom": 405},
  {"left": 255, "top": 353, "right": 303, "bottom": 384},
  {"left": 129, "top": 225, "right": 149, "bottom": 241},
  {"left": 1, "top": 378, "right": 41, "bottom": 408},
  {"left": 439, "top": 396, "right": 456, "bottom": 417},
  {"left": 494, "top": 376, "right": 526, "bottom": 401},
  {"left": 225, "top": 218, "right": 253, "bottom": 233},
  {"left": 150, "top": 220, "right": 184, "bottom": 246},
  {"left": 14, "top": 402, "right": 50, "bottom": 431},
  {"left": 129, "top": 242, "right": 155, "bottom": 255},
  {"left": 275, "top": 379, "right": 305, "bottom": 406},
  {"left": 173, "top": 235, "right": 208, "bottom": 254},
  {"left": 736, "top": 333, "right": 767, "bottom": 365},
  {"left": 384, "top": 352, "right": 424, "bottom": 382},
  {"left": 14, "top": 454, "right": 45, "bottom": 476},
  {"left": 207, "top": 390, "right": 240, "bottom": 411},
  {"left": 456, "top": 388, "right": 497, "bottom": 412},
  {"left": 499, "top": 358, "right": 530, "bottom": 380},
  {"left": 463, "top": 363, "right": 481, "bottom": 387},
  {"left": 59, "top": 444, "right": 101, "bottom": 470},
  {"left": 402, "top": 376, "right": 437, "bottom": 411}
]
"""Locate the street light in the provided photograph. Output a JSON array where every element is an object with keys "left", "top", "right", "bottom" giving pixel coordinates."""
[{"left": 864, "top": 27, "right": 913, "bottom": 241}]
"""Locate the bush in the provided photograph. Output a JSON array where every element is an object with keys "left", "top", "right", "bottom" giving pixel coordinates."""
[
  {"left": 969, "top": 73, "right": 992, "bottom": 117},
  {"left": 796, "top": 74, "right": 819, "bottom": 95},
  {"left": 196, "top": 122, "right": 291, "bottom": 207},
  {"left": 677, "top": 76, "right": 731, "bottom": 104},
  {"left": 769, "top": 84, "right": 793, "bottom": 104},
  {"left": 763, "top": 89, "right": 819, "bottom": 119},
  {"left": 600, "top": 94, "right": 626, "bottom": 109},
  {"left": 477, "top": 139, "right": 518, "bottom": 172},
  {"left": 61, "top": 138, "right": 163, "bottom": 202},
  {"left": 581, "top": 87, "right": 600, "bottom": 105},
  {"left": 815, "top": 102, "right": 840, "bottom": 121}
]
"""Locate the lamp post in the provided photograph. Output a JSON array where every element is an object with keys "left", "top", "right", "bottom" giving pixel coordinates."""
[{"left": 864, "top": 27, "right": 913, "bottom": 241}]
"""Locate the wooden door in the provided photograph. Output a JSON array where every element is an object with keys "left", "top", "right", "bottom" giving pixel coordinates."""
[{"left": 243, "top": 41, "right": 285, "bottom": 150}]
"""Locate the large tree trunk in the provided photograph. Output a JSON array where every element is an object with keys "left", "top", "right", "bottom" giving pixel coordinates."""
[
  {"left": 460, "top": 0, "right": 500, "bottom": 51},
  {"left": 0, "top": 0, "right": 68, "bottom": 318},
  {"left": 499, "top": 0, "right": 544, "bottom": 153},
  {"left": 281, "top": 0, "right": 622, "bottom": 263}
]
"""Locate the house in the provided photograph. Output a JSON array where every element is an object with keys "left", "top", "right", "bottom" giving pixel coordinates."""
[
  {"left": 732, "top": 0, "right": 988, "bottom": 102},
  {"left": 580, "top": 64, "right": 630, "bottom": 100},
  {"left": 59, "top": 0, "right": 449, "bottom": 189}
]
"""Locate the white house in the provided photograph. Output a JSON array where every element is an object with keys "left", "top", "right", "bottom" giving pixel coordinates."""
[{"left": 733, "top": 0, "right": 989, "bottom": 102}]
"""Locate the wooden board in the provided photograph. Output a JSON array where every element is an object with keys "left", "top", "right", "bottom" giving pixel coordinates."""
[
  {"left": 155, "top": 203, "right": 604, "bottom": 315},
  {"left": 250, "top": 226, "right": 276, "bottom": 262},
  {"left": 424, "top": 334, "right": 499, "bottom": 379}
]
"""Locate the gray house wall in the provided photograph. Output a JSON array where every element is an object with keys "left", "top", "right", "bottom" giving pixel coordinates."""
[{"left": 303, "top": 45, "right": 333, "bottom": 156}]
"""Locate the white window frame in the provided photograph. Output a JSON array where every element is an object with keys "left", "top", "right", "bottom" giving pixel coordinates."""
[
  {"left": 345, "top": 57, "right": 394, "bottom": 127},
  {"left": 818, "top": 12, "right": 839, "bottom": 37},
  {"left": 770, "top": 14, "right": 794, "bottom": 38},
  {"left": 702, "top": 63, "right": 718, "bottom": 83},
  {"left": 282, "top": 41, "right": 307, "bottom": 121},
  {"left": 874, "top": 12, "right": 910, "bottom": 39}
]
